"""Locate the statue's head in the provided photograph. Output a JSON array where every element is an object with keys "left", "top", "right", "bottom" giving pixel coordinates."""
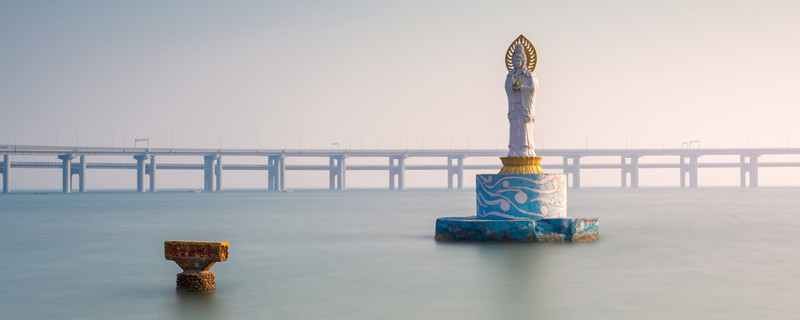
[{"left": 512, "top": 44, "right": 527, "bottom": 70}]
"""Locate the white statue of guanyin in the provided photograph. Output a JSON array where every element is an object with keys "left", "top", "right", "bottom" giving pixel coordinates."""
[{"left": 505, "top": 43, "right": 538, "bottom": 157}]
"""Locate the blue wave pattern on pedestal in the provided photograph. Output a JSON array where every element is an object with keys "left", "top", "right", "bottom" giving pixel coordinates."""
[{"left": 476, "top": 174, "right": 567, "bottom": 220}]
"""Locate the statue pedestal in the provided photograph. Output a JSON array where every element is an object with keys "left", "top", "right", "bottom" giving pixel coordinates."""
[
  {"left": 435, "top": 173, "right": 599, "bottom": 242},
  {"left": 499, "top": 156, "right": 543, "bottom": 174},
  {"left": 477, "top": 173, "right": 566, "bottom": 219}
]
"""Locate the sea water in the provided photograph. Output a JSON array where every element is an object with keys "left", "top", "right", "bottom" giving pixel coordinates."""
[{"left": 1, "top": 188, "right": 799, "bottom": 319}]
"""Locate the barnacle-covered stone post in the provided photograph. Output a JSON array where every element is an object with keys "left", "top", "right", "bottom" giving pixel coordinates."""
[
  {"left": 434, "top": 35, "right": 599, "bottom": 243},
  {"left": 164, "top": 241, "right": 229, "bottom": 292}
]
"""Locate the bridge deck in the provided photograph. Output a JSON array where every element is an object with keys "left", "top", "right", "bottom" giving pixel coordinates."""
[
  {"left": 6, "top": 161, "right": 800, "bottom": 170},
  {"left": 3, "top": 145, "right": 800, "bottom": 191}
]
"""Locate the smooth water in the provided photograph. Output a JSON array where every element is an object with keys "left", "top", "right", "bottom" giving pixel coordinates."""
[{"left": 1, "top": 188, "right": 799, "bottom": 319}]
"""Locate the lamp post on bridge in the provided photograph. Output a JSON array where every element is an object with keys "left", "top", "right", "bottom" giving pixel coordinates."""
[
  {"left": 135, "top": 138, "right": 150, "bottom": 150},
  {"left": 681, "top": 140, "right": 700, "bottom": 149}
]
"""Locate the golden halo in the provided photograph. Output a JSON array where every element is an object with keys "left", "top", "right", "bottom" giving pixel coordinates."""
[{"left": 505, "top": 34, "right": 537, "bottom": 72}]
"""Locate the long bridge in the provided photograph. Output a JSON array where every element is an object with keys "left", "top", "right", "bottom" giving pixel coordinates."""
[{"left": 1, "top": 144, "right": 799, "bottom": 193}]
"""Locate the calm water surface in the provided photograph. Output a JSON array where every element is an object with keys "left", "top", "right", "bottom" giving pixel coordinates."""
[{"left": 1, "top": 188, "right": 799, "bottom": 319}]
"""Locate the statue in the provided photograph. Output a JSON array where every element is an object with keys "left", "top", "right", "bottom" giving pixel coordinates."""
[
  {"left": 499, "top": 35, "right": 543, "bottom": 174},
  {"left": 434, "top": 34, "right": 599, "bottom": 244},
  {"left": 505, "top": 43, "right": 538, "bottom": 157}
]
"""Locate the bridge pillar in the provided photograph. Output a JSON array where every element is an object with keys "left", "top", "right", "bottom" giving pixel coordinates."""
[
  {"left": 2, "top": 154, "right": 9, "bottom": 193},
  {"left": 620, "top": 157, "right": 626, "bottom": 188},
  {"left": 563, "top": 156, "right": 582, "bottom": 189},
  {"left": 397, "top": 156, "right": 405, "bottom": 190},
  {"left": 575, "top": 157, "right": 582, "bottom": 188},
  {"left": 750, "top": 156, "right": 758, "bottom": 188},
  {"left": 215, "top": 155, "right": 222, "bottom": 192},
  {"left": 279, "top": 155, "right": 285, "bottom": 191},
  {"left": 58, "top": 154, "right": 74, "bottom": 193},
  {"left": 680, "top": 155, "right": 699, "bottom": 188},
  {"left": 447, "top": 156, "right": 465, "bottom": 190},
  {"left": 328, "top": 155, "right": 346, "bottom": 191},
  {"left": 388, "top": 156, "right": 406, "bottom": 190},
  {"left": 689, "top": 156, "right": 698, "bottom": 188},
  {"left": 740, "top": 156, "right": 746, "bottom": 187},
  {"left": 268, "top": 155, "right": 285, "bottom": 191},
  {"left": 134, "top": 154, "right": 150, "bottom": 192},
  {"left": 339, "top": 156, "right": 346, "bottom": 190},
  {"left": 389, "top": 157, "right": 396, "bottom": 190},
  {"left": 268, "top": 157, "right": 275, "bottom": 190},
  {"left": 330, "top": 157, "right": 336, "bottom": 190},
  {"left": 740, "top": 155, "right": 759, "bottom": 188},
  {"left": 680, "top": 156, "right": 685, "bottom": 188},
  {"left": 620, "top": 156, "right": 640, "bottom": 188},
  {"left": 149, "top": 156, "right": 157, "bottom": 192},
  {"left": 631, "top": 156, "right": 639, "bottom": 188},
  {"left": 203, "top": 155, "right": 218, "bottom": 192},
  {"left": 79, "top": 155, "right": 86, "bottom": 192},
  {"left": 620, "top": 156, "right": 629, "bottom": 188}
]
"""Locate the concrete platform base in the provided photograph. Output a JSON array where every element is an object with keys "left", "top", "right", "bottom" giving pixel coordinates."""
[
  {"left": 176, "top": 272, "right": 216, "bottom": 292},
  {"left": 435, "top": 217, "right": 599, "bottom": 243}
]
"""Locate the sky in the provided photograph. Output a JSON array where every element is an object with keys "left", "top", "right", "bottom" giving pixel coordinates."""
[{"left": 2, "top": 0, "right": 800, "bottom": 189}]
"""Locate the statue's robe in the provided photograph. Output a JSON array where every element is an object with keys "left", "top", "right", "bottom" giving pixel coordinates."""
[{"left": 505, "top": 68, "right": 538, "bottom": 157}]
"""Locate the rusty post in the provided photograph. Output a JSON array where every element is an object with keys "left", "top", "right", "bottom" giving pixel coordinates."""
[{"left": 164, "top": 241, "right": 229, "bottom": 292}]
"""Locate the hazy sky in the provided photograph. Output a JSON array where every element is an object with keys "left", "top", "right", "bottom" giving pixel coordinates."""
[{"left": 2, "top": 0, "right": 800, "bottom": 188}]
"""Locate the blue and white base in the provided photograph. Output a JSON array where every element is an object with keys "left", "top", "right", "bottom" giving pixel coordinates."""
[
  {"left": 435, "top": 173, "right": 599, "bottom": 243},
  {"left": 476, "top": 174, "right": 566, "bottom": 220},
  {"left": 435, "top": 216, "right": 599, "bottom": 242}
]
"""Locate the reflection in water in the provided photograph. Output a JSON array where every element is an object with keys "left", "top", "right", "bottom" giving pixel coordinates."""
[
  {"left": 167, "top": 290, "right": 227, "bottom": 320},
  {"left": 474, "top": 243, "right": 553, "bottom": 318}
]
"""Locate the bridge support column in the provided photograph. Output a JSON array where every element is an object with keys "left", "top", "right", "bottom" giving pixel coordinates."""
[
  {"left": 2, "top": 154, "right": 9, "bottom": 193},
  {"left": 389, "top": 157, "right": 396, "bottom": 190},
  {"left": 563, "top": 156, "right": 582, "bottom": 189},
  {"left": 279, "top": 155, "right": 285, "bottom": 191},
  {"left": 79, "top": 155, "right": 86, "bottom": 192},
  {"left": 328, "top": 156, "right": 346, "bottom": 191},
  {"left": 680, "top": 155, "right": 699, "bottom": 188},
  {"left": 58, "top": 154, "right": 74, "bottom": 193},
  {"left": 215, "top": 155, "right": 222, "bottom": 192},
  {"left": 149, "top": 156, "right": 157, "bottom": 192},
  {"left": 447, "top": 156, "right": 465, "bottom": 190},
  {"left": 397, "top": 156, "right": 405, "bottom": 190},
  {"left": 268, "top": 155, "right": 285, "bottom": 191},
  {"left": 330, "top": 157, "right": 337, "bottom": 190},
  {"left": 134, "top": 154, "right": 150, "bottom": 192},
  {"left": 621, "top": 157, "right": 627, "bottom": 188},
  {"left": 339, "top": 156, "right": 346, "bottom": 190},
  {"left": 750, "top": 156, "right": 758, "bottom": 188},
  {"left": 740, "top": 155, "right": 759, "bottom": 188},
  {"left": 203, "top": 155, "right": 218, "bottom": 192},
  {"left": 388, "top": 156, "right": 406, "bottom": 190},
  {"left": 620, "top": 156, "right": 640, "bottom": 188},
  {"left": 740, "top": 156, "right": 746, "bottom": 187}
]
